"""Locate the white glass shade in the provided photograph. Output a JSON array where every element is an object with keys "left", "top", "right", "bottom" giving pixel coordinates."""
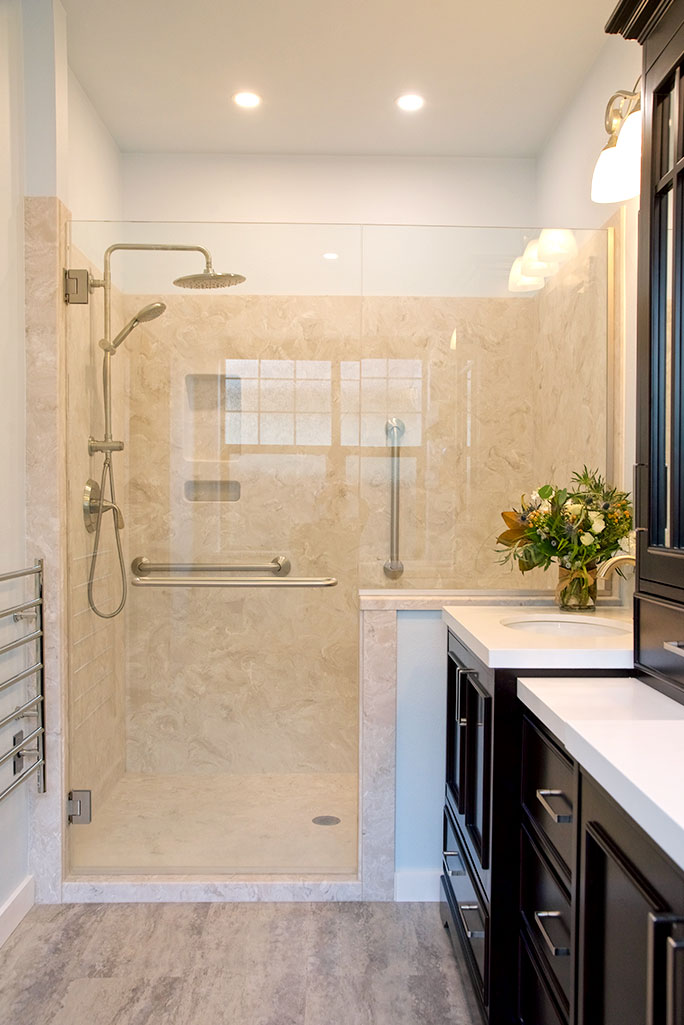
[
  {"left": 521, "top": 239, "right": 559, "bottom": 279},
  {"left": 537, "top": 229, "right": 578, "bottom": 264},
  {"left": 591, "top": 109, "right": 641, "bottom": 203},
  {"left": 508, "top": 257, "right": 544, "bottom": 293}
]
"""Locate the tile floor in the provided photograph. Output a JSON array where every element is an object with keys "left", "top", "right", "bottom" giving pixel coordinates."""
[
  {"left": 0, "top": 901, "right": 480, "bottom": 1024},
  {"left": 69, "top": 773, "right": 358, "bottom": 875}
]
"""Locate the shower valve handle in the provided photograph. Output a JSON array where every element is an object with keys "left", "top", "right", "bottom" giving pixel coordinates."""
[{"left": 88, "top": 437, "right": 124, "bottom": 455}]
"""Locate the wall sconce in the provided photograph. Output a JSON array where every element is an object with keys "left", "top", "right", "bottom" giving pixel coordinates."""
[{"left": 591, "top": 80, "right": 641, "bottom": 204}]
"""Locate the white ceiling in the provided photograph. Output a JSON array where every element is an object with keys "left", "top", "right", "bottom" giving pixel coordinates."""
[{"left": 61, "top": 0, "right": 619, "bottom": 158}]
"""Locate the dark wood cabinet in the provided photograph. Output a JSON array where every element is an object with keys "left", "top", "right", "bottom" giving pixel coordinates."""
[
  {"left": 577, "top": 773, "right": 684, "bottom": 1025},
  {"left": 609, "top": 0, "right": 684, "bottom": 700}
]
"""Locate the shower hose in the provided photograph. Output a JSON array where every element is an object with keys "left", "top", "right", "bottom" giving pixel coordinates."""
[{"left": 87, "top": 453, "right": 127, "bottom": 619}]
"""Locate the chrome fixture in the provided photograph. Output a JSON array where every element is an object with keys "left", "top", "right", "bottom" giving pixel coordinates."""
[
  {"left": 130, "top": 554, "right": 336, "bottom": 589},
  {"left": 0, "top": 562, "right": 45, "bottom": 805},
  {"left": 596, "top": 553, "right": 636, "bottom": 579},
  {"left": 591, "top": 78, "right": 641, "bottom": 203},
  {"left": 131, "top": 555, "right": 291, "bottom": 576},
  {"left": 384, "top": 418, "right": 405, "bottom": 579},
  {"left": 83, "top": 241, "right": 246, "bottom": 619}
]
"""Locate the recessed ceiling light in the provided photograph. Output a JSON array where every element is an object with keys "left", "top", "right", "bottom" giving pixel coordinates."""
[
  {"left": 322, "top": 252, "right": 339, "bottom": 260},
  {"left": 233, "top": 92, "right": 262, "bottom": 109},
  {"left": 396, "top": 94, "right": 425, "bottom": 112}
]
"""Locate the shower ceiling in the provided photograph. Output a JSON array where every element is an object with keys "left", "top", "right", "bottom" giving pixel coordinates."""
[{"left": 61, "top": 0, "right": 623, "bottom": 158}]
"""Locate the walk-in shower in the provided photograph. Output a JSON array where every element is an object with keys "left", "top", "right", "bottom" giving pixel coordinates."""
[
  {"left": 63, "top": 219, "right": 613, "bottom": 884},
  {"left": 84, "top": 242, "right": 245, "bottom": 618}
]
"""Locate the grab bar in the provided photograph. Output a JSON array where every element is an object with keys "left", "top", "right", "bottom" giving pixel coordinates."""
[
  {"left": 132, "top": 555, "right": 291, "bottom": 577},
  {"left": 132, "top": 575, "right": 337, "bottom": 588},
  {"left": 383, "top": 417, "right": 405, "bottom": 579}
]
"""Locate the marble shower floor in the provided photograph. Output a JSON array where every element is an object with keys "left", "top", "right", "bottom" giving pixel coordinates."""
[
  {"left": 70, "top": 773, "right": 358, "bottom": 876},
  {"left": 0, "top": 902, "right": 479, "bottom": 1025}
]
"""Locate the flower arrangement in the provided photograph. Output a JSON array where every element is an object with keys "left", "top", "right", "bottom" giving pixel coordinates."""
[{"left": 496, "top": 468, "right": 633, "bottom": 609}]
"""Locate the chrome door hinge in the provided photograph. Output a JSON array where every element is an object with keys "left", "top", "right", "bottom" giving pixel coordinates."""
[
  {"left": 67, "top": 789, "right": 92, "bottom": 824},
  {"left": 64, "top": 268, "right": 90, "bottom": 304}
]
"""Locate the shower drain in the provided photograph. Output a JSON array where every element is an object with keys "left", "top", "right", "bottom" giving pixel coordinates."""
[{"left": 312, "top": 815, "right": 341, "bottom": 826}]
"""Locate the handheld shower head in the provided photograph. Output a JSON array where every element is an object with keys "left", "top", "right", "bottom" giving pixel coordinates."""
[
  {"left": 103, "top": 301, "right": 166, "bottom": 352},
  {"left": 173, "top": 269, "right": 246, "bottom": 289}
]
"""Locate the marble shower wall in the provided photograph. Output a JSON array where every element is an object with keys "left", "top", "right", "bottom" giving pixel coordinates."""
[
  {"left": 120, "top": 229, "right": 609, "bottom": 776},
  {"left": 122, "top": 295, "right": 362, "bottom": 776},
  {"left": 65, "top": 246, "right": 127, "bottom": 808}
]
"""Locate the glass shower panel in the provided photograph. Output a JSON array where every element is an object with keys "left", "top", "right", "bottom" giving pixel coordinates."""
[
  {"left": 358, "top": 225, "right": 611, "bottom": 590},
  {"left": 66, "top": 221, "right": 362, "bottom": 875}
]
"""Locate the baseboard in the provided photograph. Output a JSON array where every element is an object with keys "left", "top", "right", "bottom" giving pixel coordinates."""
[
  {"left": 0, "top": 876, "right": 35, "bottom": 949},
  {"left": 394, "top": 869, "right": 441, "bottom": 901}
]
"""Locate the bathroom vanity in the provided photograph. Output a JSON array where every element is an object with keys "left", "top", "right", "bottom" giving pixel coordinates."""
[
  {"left": 440, "top": 607, "right": 630, "bottom": 1025},
  {"left": 440, "top": 607, "right": 684, "bottom": 1025}
]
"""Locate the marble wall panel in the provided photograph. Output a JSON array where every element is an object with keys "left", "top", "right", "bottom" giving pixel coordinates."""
[{"left": 122, "top": 295, "right": 362, "bottom": 776}]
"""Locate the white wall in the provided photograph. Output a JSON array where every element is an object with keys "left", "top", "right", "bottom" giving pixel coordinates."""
[
  {"left": 0, "top": 0, "right": 35, "bottom": 944},
  {"left": 122, "top": 152, "right": 537, "bottom": 227},
  {"left": 536, "top": 35, "right": 641, "bottom": 228},
  {"left": 395, "top": 612, "right": 446, "bottom": 900},
  {"left": 536, "top": 34, "right": 642, "bottom": 491},
  {"left": 67, "top": 68, "right": 123, "bottom": 220}
]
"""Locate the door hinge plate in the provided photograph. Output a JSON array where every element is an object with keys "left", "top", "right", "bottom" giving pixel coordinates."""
[
  {"left": 67, "top": 789, "right": 92, "bottom": 824},
  {"left": 64, "top": 268, "right": 90, "bottom": 304}
]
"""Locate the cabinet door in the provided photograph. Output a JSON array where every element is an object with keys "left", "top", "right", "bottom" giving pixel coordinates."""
[
  {"left": 638, "top": 19, "right": 684, "bottom": 596},
  {"left": 446, "top": 651, "right": 468, "bottom": 814},
  {"left": 463, "top": 671, "right": 492, "bottom": 871},
  {"left": 578, "top": 776, "right": 684, "bottom": 1025}
]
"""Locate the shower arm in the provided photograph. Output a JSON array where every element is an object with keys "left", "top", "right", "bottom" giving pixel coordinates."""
[
  {"left": 90, "top": 243, "right": 214, "bottom": 354},
  {"left": 89, "top": 243, "right": 213, "bottom": 442}
]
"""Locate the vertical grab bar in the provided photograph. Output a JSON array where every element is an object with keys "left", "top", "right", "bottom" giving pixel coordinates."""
[{"left": 384, "top": 417, "right": 405, "bottom": 579}]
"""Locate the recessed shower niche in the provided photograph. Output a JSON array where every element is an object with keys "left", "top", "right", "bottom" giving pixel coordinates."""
[{"left": 63, "top": 219, "right": 616, "bottom": 879}]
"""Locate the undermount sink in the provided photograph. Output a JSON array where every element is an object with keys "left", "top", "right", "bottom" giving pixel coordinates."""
[{"left": 500, "top": 614, "right": 631, "bottom": 638}]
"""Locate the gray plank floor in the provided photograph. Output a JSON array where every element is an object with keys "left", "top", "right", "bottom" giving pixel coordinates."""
[{"left": 0, "top": 902, "right": 481, "bottom": 1024}]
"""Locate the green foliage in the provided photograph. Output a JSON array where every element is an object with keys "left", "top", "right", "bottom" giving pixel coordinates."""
[{"left": 496, "top": 468, "right": 633, "bottom": 574}]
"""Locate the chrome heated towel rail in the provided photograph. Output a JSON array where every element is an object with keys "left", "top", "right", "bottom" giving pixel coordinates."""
[
  {"left": 0, "top": 561, "right": 46, "bottom": 803},
  {"left": 384, "top": 417, "right": 405, "bottom": 579},
  {"left": 130, "top": 555, "right": 337, "bottom": 588}
]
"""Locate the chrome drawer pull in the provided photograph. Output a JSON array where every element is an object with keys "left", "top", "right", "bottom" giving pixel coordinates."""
[
  {"left": 535, "top": 788, "right": 573, "bottom": 824},
  {"left": 443, "top": 850, "right": 466, "bottom": 877},
  {"left": 534, "top": 911, "right": 570, "bottom": 957},
  {"left": 663, "top": 641, "right": 684, "bottom": 659},
  {"left": 457, "top": 902, "right": 485, "bottom": 940}
]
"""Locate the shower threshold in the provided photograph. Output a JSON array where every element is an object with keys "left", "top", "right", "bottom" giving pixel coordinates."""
[{"left": 69, "top": 771, "right": 358, "bottom": 876}]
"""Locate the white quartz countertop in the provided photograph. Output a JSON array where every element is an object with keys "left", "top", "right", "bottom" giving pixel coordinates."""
[
  {"left": 442, "top": 605, "right": 633, "bottom": 669},
  {"left": 517, "top": 676, "right": 684, "bottom": 871}
]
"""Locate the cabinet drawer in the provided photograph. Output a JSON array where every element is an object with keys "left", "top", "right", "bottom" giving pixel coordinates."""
[
  {"left": 521, "top": 824, "right": 572, "bottom": 1009},
  {"left": 522, "top": 716, "right": 574, "bottom": 876},
  {"left": 519, "top": 931, "right": 567, "bottom": 1025},
  {"left": 442, "top": 808, "right": 488, "bottom": 998}
]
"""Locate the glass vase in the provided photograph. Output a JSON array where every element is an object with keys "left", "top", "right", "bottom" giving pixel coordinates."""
[{"left": 556, "top": 565, "right": 597, "bottom": 611}]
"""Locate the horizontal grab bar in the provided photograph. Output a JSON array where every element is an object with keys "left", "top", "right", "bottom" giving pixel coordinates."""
[
  {"left": 0, "top": 629, "right": 42, "bottom": 659},
  {"left": 132, "top": 575, "right": 337, "bottom": 588},
  {"left": 0, "top": 695, "right": 43, "bottom": 732},
  {"left": 0, "top": 725, "right": 44, "bottom": 769},
  {"left": 0, "top": 758, "right": 44, "bottom": 805},
  {"left": 0, "top": 597, "right": 41, "bottom": 622},
  {"left": 132, "top": 555, "right": 291, "bottom": 577},
  {"left": 0, "top": 564, "right": 42, "bottom": 584},
  {"left": 0, "top": 662, "right": 43, "bottom": 696}
]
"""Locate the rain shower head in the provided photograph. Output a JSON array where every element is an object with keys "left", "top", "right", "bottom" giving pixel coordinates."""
[
  {"left": 103, "top": 301, "right": 167, "bottom": 352},
  {"left": 173, "top": 269, "right": 246, "bottom": 289}
]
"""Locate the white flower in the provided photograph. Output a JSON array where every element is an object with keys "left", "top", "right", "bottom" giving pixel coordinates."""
[
  {"left": 539, "top": 500, "right": 551, "bottom": 514},
  {"left": 588, "top": 512, "right": 606, "bottom": 533},
  {"left": 564, "top": 501, "right": 583, "bottom": 518},
  {"left": 580, "top": 532, "right": 594, "bottom": 546}
]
